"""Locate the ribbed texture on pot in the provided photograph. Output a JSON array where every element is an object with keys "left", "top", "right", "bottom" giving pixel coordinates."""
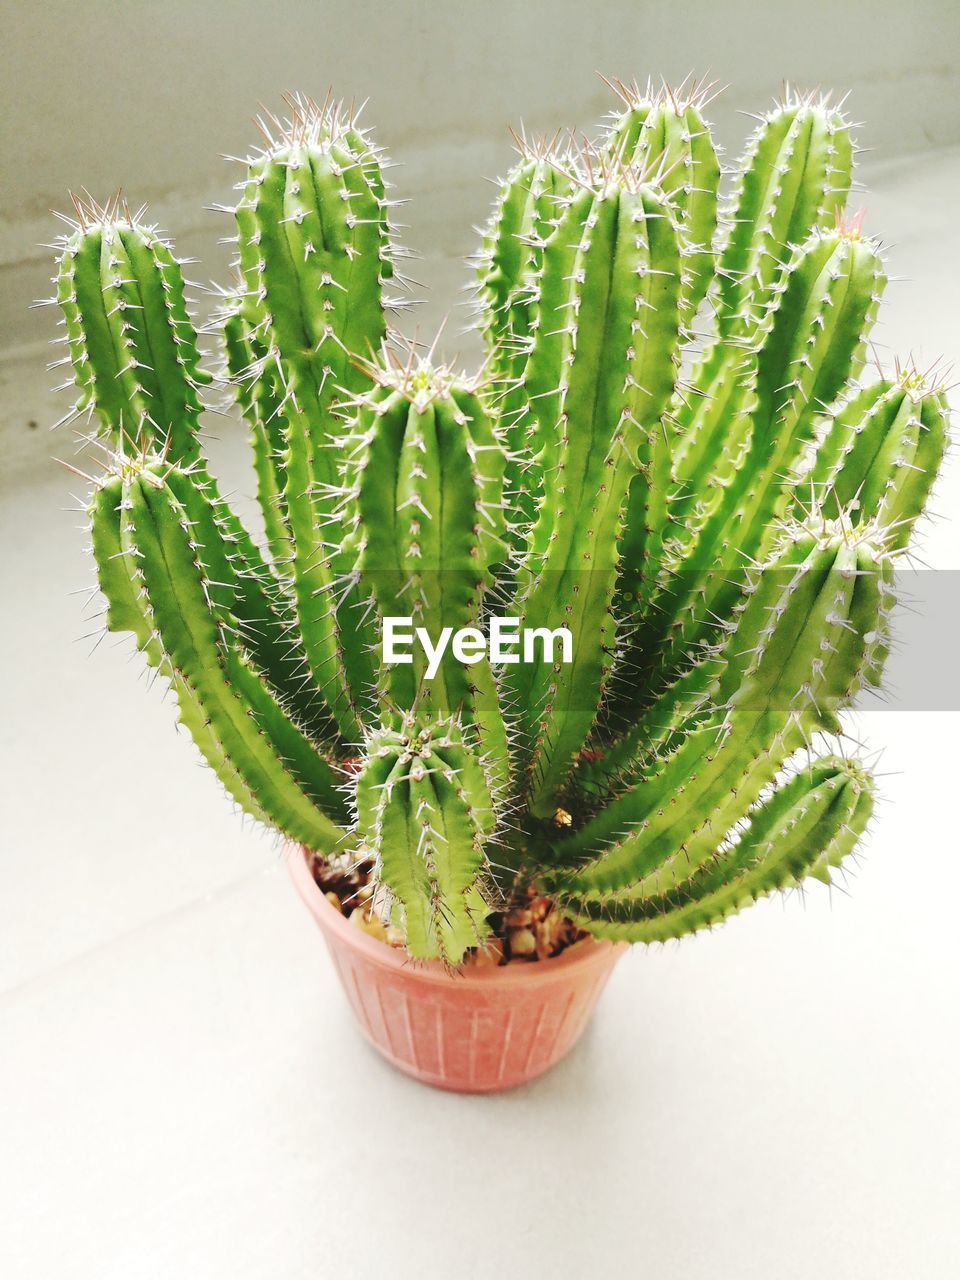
[{"left": 286, "top": 844, "right": 624, "bottom": 1092}]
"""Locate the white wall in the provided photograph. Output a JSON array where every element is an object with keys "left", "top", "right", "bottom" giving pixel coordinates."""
[{"left": 2, "top": 0, "right": 959, "bottom": 350}]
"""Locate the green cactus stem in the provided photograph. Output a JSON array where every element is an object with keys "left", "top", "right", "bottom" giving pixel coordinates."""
[
  {"left": 566, "top": 756, "right": 874, "bottom": 941},
  {"left": 90, "top": 457, "right": 349, "bottom": 845},
  {"left": 625, "top": 222, "right": 885, "bottom": 709},
  {"left": 715, "top": 88, "right": 855, "bottom": 341},
  {"left": 220, "top": 288, "right": 293, "bottom": 571},
  {"left": 232, "top": 92, "right": 400, "bottom": 740},
  {"left": 475, "top": 133, "right": 575, "bottom": 536},
  {"left": 547, "top": 525, "right": 893, "bottom": 899},
  {"left": 791, "top": 365, "right": 949, "bottom": 548},
  {"left": 603, "top": 74, "right": 721, "bottom": 331},
  {"left": 355, "top": 717, "right": 495, "bottom": 963},
  {"left": 54, "top": 192, "right": 210, "bottom": 461},
  {"left": 512, "top": 160, "right": 682, "bottom": 816},
  {"left": 339, "top": 352, "right": 511, "bottom": 794}
]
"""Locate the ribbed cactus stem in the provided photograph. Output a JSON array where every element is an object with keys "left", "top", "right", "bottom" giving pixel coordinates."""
[
  {"left": 794, "top": 370, "right": 949, "bottom": 548},
  {"left": 477, "top": 139, "right": 574, "bottom": 375},
  {"left": 567, "top": 756, "right": 873, "bottom": 940},
  {"left": 548, "top": 526, "right": 892, "bottom": 897},
  {"left": 55, "top": 194, "right": 210, "bottom": 460},
  {"left": 618, "top": 90, "right": 857, "bottom": 633},
  {"left": 89, "top": 472, "right": 274, "bottom": 817},
  {"left": 341, "top": 356, "right": 511, "bottom": 794},
  {"left": 475, "top": 141, "right": 576, "bottom": 539},
  {"left": 355, "top": 718, "right": 494, "bottom": 963},
  {"left": 716, "top": 90, "right": 854, "bottom": 341},
  {"left": 648, "top": 226, "right": 885, "bottom": 683},
  {"left": 603, "top": 75, "right": 720, "bottom": 329},
  {"left": 90, "top": 459, "right": 348, "bottom": 844},
  {"left": 233, "top": 94, "right": 397, "bottom": 739},
  {"left": 514, "top": 168, "right": 682, "bottom": 816},
  {"left": 220, "top": 292, "right": 293, "bottom": 570}
]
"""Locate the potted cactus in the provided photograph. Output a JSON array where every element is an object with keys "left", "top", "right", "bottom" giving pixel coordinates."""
[{"left": 47, "top": 81, "right": 948, "bottom": 1092}]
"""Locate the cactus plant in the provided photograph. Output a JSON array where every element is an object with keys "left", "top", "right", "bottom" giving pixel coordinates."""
[{"left": 48, "top": 85, "right": 948, "bottom": 968}]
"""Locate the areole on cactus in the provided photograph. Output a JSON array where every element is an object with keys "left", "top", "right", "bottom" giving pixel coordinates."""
[{"left": 48, "top": 83, "right": 949, "bottom": 966}]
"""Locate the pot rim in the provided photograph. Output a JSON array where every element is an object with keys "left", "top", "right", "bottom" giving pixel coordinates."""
[{"left": 284, "top": 841, "right": 624, "bottom": 987}]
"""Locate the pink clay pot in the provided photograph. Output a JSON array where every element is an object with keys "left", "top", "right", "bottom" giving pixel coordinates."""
[{"left": 285, "top": 843, "right": 625, "bottom": 1093}]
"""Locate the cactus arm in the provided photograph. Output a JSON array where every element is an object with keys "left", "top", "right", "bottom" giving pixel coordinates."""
[
  {"left": 54, "top": 208, "right": 323, "bottom": 730},
  {"left": 796, "top": 379, "right": 949, "bottom": 549},
  {"left": 609, "top": 349, "right": 757, "bottom": 699},
  {"left": 351, "top": 391, "right": 416, "bottom": 707},
  {"left": 425, "top": 765, "right": 491, "bottom": 958},
  {"left": 477, "top": 154, "right": 573, "bottom": 536},
  {"left": 373, "top": 758, "right": 437, "bottom": 956},
  {"left": 792, "top": 379, "right": 890, "bottom": 520},
  {"left": 56, "top": 209, "right": 209, "bottom": 460},
  {"left": 573, "top": 646, "right": 722, "bottom": 802},
  {"left": 605, "top": 84, "right": 720, "bottom": 328},
  {"left": 887, "top": 389, "right": 950, "bottom": 549},
  {"left": 336, "top": 144, "right": 395, "bottom": 359},
  {"left": 606, "top": 98, "right": 856, "bottom": 678},
  {"left": 511, "top": 187, "right": 620, "bottom": 775},
  {"left": 611, "top": 93, "right": 856, "bottom": 636},
  {"left": 124, "top": 467, "right": 348, "bottom": 841},
  {"left": 160, "top": 465, "right": 336, "bottom": 743},
  {"left": 724, "top": 230, "right": 885, "bottom": 554},
  {"left": 516, "top": 184, "right": 681, "bottom": 814},
  {"left": 408, "top": 762, "right": 485, "bottom": 962},
  {"left": 638, "top": 230, "right": 884, "bottom": 689},
  {"left": 281, "top": 398, "right": 366, "bottom": 736},
  {"left": 90, "top": 474, "right": 281, "bottom": 820},
  {"left": 546, "top": 532, "right": 889, "bottom": 897},
  {"left": 669, "top": 349, "right": 758, "bottom": 521},
  {"left": 716, "top": 97, "right": 854, "bottom": 340},
  {"left": 477, "top": 158, "right": 539, "bottom": 355},
  {"left": 90, "top": 472, "right": 166, "bottom": 660},
  {"left": 233, "top": 102, "right": 394, "bottom": 737},
  {"left": 435, "top": 391, "right": 512, "bottom": 793},
  {"left": 517, "top": 186, "right": 594, "bottom": 514},
  {"left": 566, "top": 756, "right": 873, "bottom": 940},
  {"left": 351, "top": 377, "right": 511, "bottom": 793},
  {"left": 357, "top": 721, "right": 492, "bottom": 963},
  {"left": 478, "top": 154, "right": 572, "bottom": 366},
  {"left": 677, "top": 103, "right": 722, "bottom": 324},
  {"left": 661, "top": 98, "right": 854, "bottom": 499},
  {"left": 343, "top": 123, "right": 395, "bottom": 284},
  {"left": 113, "top": 228, "right": 208, "bottom": 434}
]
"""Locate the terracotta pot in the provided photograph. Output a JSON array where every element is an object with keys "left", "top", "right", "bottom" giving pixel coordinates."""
[{"left": 285, "top": 843, "right": 625, "bottom": 1093}]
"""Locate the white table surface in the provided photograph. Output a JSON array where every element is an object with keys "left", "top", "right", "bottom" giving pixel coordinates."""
[{"left": 1, "top": 150, "right": 958, "bottom": 1279}]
